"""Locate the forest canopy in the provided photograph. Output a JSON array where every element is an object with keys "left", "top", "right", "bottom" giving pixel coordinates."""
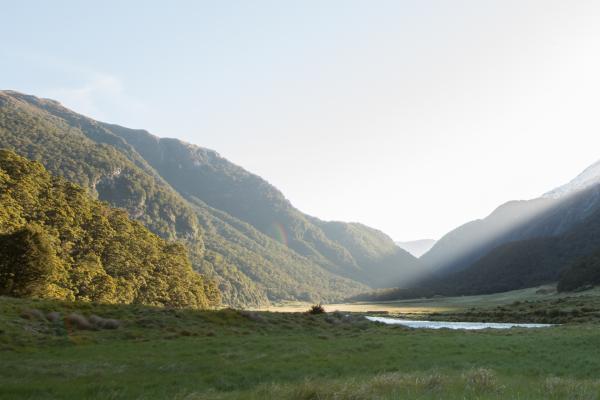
[{"left": 0, "top": 149, "right": 220, "bottom": 309}]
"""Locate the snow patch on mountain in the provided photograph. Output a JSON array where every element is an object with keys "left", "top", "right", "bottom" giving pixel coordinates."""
[{"left": 544, "top": 159, "right": 600, "bottom": 199}]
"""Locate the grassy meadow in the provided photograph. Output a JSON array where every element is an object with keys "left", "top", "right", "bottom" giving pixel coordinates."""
[
  {"left": 261, "top": 285, "right": 566, "bottom": 314},
  {"left": 2, "top": 287, "right": 600, "bottom": 399}
]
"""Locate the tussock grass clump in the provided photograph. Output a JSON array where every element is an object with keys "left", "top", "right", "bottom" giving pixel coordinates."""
[
  {"left": 18, "top": 307, "right": 120, "bottom": 330},
  {"left": 45, "top": 311, "right": 61, "bottom": 323},
  {"left": 214, "top": 370, "right": 496, "bottom": 399},
  {"left": 414, "top": 370, "right": 446, "bottom": 392},
  {"left": 239, "top": 310, "right": 266, "bottom": 323},
  {"left": 20, "top": 309, "right": 45, "bottom": 320},
  {"left": 64, "top": 313, "right": 94, "bottom": 330},
  {"left": 64, "top": 313, "right": 121, "bottom": 330},
  {"left": 169, "top": 371, "right": 600, "bottom": 400},
  {"left": 542, "top": 376, "right": 600, "bottom": 399},
  {"left": 89, "top": 315, "right": 121, "bottom": 330},
  {"left": 463, "top": 368, "right": 502, "bottom": 393}
]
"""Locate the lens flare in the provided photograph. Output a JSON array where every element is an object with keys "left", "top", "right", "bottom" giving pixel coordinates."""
[{"left": 269, "top": 222, "right": 289, "bottom": 247}]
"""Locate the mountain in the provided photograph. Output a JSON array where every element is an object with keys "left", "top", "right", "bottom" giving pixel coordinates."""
[
  {"left": 0, "top": 90, "right": 420, "bottom": 306},
  {"left": 352, "top": 203, "right": 600, "bottom": 300},
  {"left": 422, "top": 189, "right": 600, "bottom": 296},
  {"left": 544, "top": 159, "right": 600, "bottom": 199},
  {"left": 98, "top": 123, "right": 422, "bottom": 288},
  {"left": 0, "top": 149, "right": 220, "bottom": 308},
  {"left": 361, "top": 161, "right": 600, "bottom": 301},
  {"left": 395, "top": 239, "right": 436, "bottom": 258},
  {"left": 311, "top": 220, "right": 423, "bottom": 287},
  {"left": 419, "top": 177, "right": 600, "bottom": 280},
  {"left": 558, "top": 246, "right": 600, "bottom": 292},
  {"left": 0, "top": 90, "right": 365, "bottom": 306}
]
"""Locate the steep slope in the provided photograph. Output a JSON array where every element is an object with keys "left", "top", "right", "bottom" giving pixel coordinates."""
[
  {"left": 420, "top": 184, "right": 600, "bottom": 278},
  {"left": 313, "top": 220, "right": 423, "bottom": 287},
  {"left": 98, "top": 122, "right": 422, "bottom": 287},
  {"left": 396, "top": 239, "right": 436, "bottom": 258},
  {"left": 426, "top": 194, "right": 600, "bottom": 296},
  {"left": 356, "top": 183, "right": 600, "bottom": 301},
  {"left": 558, "top": 248, "right": 600, "bottom": 291},
  {"left": 351, "top": 159, "right": 600, "bottom": 302},
  {"left": 0, "top": 150, "right": 219, "bottom": 308},
  {"left": 0, "top": 90, "right": 367, "bottom": 306}
]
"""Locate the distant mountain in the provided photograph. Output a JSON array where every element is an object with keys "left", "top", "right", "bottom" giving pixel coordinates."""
[
  {"left": 395, "top": 239, "right": 436, "bottom": 258},
  {"left": 0, "top": 90, "right": 419, "bottom": 306}
]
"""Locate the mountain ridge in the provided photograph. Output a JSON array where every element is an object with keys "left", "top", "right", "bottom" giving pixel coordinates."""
[
  {"left": 99, "top": 118, "right": 422, "bottom": 288},
  {"left": 0, "top": 90, "right": 419, "bottom": 306},
  {"left": 544, "top": 159, "right": 600, "bottom": 199},
  {"left": 419, "top": 184, "right": 600, "bottom": 280}
]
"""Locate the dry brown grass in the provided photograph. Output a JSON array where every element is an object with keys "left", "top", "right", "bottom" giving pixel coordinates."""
[
  {"left": 64, "top": 313, "right": 94, "bottom": 330},
  {"left": 89, "top": 314, "right": 121, "bottom": 329},
  {"left": 19, "top": 308, "right": 45, "bottom": 320},
  {"left": 45, "top": 311, "right": 61, "bottom": 323}
]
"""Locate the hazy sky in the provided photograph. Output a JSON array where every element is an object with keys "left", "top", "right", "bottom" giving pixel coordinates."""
[{"left": 3, "top": 1, "right": 600, "bottom": 240}]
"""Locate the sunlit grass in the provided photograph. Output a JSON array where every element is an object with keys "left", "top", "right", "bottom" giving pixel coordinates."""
[
  {"left": 3, "top": 293, "right": 600, "bottom": 399},
  {"left": 264, "top": 284, "right": 600, "bottom": 314},
  {"left": 200, "top": 369, "right": 600, "bottom": 400}
]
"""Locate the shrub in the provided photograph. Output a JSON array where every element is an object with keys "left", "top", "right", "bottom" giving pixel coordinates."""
[{"left": 308, "top": 303, "right": 326, "bottom": 315}]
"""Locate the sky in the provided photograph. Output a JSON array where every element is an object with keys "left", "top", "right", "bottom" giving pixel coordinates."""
[{"left": 3, "top": 1, "right": 600, "bottom": 241}]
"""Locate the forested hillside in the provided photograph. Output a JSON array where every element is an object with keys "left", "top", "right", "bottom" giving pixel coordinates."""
[
  {"left": 0, "top": 150, "right": 220, "bottom": 308},
  {"left": 313, "top": 219, "right": 422, "bottom": 287},
  {"left": 98, "top": 123, "right": 422, "bottom": 287},
  {"left": 427, "top": 201, "right": 600, "bottom": 296},
  {"left": 559, "top": 249, "right": 600, "bottom": 291},
  {"left": 0, "top": 90, "right": 423, "bottom": 306},
  {"left": 353, "top": 191, "right": 600, "bottom": 302},
  {"left": 420, "top": 185, "right": 600, "bottom": 278}
]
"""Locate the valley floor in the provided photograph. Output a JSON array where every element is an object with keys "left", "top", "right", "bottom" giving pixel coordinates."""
[
  {"left": 2, "top": 289, "right": 600, "bottom": 399},
  {"left": 261, "top": 285, "right": 567, "bottom": 314}
]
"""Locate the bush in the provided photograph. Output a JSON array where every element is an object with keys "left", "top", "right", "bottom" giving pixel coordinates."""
[{"left": 308, "top": 303, "right": 326, "bottom": 315}]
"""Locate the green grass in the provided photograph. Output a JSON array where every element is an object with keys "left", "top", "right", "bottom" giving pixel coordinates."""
[
  {"left": 2, "top": 294, "right": 600, "bottom": 399},
  {"left": 421, "top": 285, "right": 600, "bottom": 324}
]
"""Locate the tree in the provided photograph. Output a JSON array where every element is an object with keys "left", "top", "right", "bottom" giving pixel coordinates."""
[{"left": 0, "top": 224, "right": 59, "bottom": 297}]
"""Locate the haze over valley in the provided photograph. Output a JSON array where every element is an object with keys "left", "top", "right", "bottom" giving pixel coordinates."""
[{"left": 3, "top": 2, "right": 600, "bottom": 399}]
